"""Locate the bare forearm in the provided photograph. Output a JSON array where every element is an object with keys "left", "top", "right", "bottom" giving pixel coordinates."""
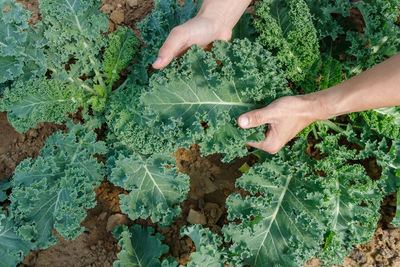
[{"left": 310, "top": 54, "right": 400, "bottom": 121}]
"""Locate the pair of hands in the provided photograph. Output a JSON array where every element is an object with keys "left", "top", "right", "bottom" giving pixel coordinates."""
[{"left": 152, "top": 11, "right": 319, "bottom": 154}]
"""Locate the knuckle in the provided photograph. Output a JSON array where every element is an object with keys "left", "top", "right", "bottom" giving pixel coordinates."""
[
  {"left": 170, "top": 26, "right": 184, "bottom": 36},
  {"left": 252, "top": 111, "right": 264, "bottom": 126}
]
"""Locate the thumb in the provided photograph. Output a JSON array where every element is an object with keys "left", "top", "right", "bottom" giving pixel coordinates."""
[
  {"left": 152, "top": 26, "right": 188, "bottom": 69},
  {"left": 238, "top": 107, "right": 271, "bottom": 129}
]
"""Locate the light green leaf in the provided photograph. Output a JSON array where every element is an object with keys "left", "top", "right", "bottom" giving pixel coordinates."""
[
  {"left": 110, "top": 152, "right": 189, "bottom": 226},
  {"left": 0, "top": 213, "right": 33, "bottom": 267},
  {"left": 181, "top": 225, "right": 225, "bottom": 267},
  {"left": 113, "top": 225, "right": 173, "bottom": 267},
  {"left": 223, "top": 140, "right": 326, "bottom": 267},
  {"left": 9, "top": 123, "right": 106, "bottom": 249}
]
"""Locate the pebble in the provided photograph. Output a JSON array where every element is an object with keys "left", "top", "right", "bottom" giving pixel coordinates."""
[
  {"left": 127, "top": 0, "right": 138, "bottom": 7},
  {"left": 106, "top": 214, "right": 129, "bottom": 232},
  {"left": 100, "top": 4, "right": 113, "bottom": 14},
  {"left": 110, "top": 9, "right": 125, "bottom": 25},
  {"left": 98, "top": 212, "right": 107, "bottom": 221},
  {"left": 187, "top": 209, "right": 207, "bottom": 225}
]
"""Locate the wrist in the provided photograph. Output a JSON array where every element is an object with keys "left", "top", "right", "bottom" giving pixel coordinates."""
[
  {"left": 196, "top": 0, "right": 251, "bottom": 38},
  {"left": 301, "top": 91, "right": 337, "bottom": 122}
]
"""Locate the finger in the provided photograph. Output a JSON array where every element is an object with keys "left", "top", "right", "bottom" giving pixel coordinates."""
[
  {"left": 153, "top": 27, "right": 188, "bottom": 69},
  {"left": 238, "top": 107, "right": 272, "bottom": 129},
  {"left": 248, "top": 128, "right": 282, "bottom": 154}
]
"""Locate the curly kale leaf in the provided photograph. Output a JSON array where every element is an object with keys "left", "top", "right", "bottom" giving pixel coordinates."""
[
  {"left": 231, "top": 11, "right": 256, "bottom": 42},
  {"left": 0, "top": 212, "right": 34, "bottom": 267},
  {"left": 0, "top": 0, "right": 46, "bottom": 84},
  {"left": 298, "top": 55, "right": 344, "bottom": 94},
  {"left": 8, "top": 122, "right": 106, "bottom": 249},
  {"left": 305, "top": 0, "right": 351, "bottom": 41},
  {"left": 135, "top": 0, "right": 202, "bottom": 83},
  {"left": 112, "top": 225, "right": 177, "bottom": 267},
  {"left": 139, "top": 39, "right": 290, "bottom": 161},
  {"left": 38, "top": 0, "right": 108, "bottom": 74},
  {"left": 181, "top": 225, "right": 226, "bottom": 267},
  {"left": 254, "top": 0, "right": 319, "bottom": 82},
  {"left": 105, "top": 85, "right": 180, "bottom": 157},
  {"left": 109, "top": 152, "right": 189, "bottom": 227},
  {"left": 314, "top": 130, "right": 383, "bottom": 265},
  {"left": 103, "top": 27, "right": 139, "bottom": 89},
  {"left": 0, "top": 180, "right": 11, "bottom": 202},
  {"left": 345, "top": 0, "right": 400, "bottom": 76},
  {"left": 352, "top": 107, "right": 400, "bottom": 140},
  {"left": 0, "top": 78, "right": 84, "bottom": 133},
  {"left": 223, "top": 140, "right": 326, "bottom": 267}
]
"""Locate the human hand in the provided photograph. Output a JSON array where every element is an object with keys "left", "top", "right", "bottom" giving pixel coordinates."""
[
  {"left": 152, "top": 0, "right": 252, "bottom": 69},
  {"left": 238, "top": 95, "right": 323, "bottom": 154},
  {"left": 152, "top": 15, "right": 232, "bottom": 69}
]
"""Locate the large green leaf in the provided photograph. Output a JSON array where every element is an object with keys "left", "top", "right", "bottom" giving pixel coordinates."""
[
  {"left": 139, "top": 39, "right": 291, "bottom": 161},
  {"left": 103, "top": 27, "right": 139, "bottom": 89},
  {"left": 255, "top": 0, "right": 319, "bottom": 82},
  {"left": 181, "top": 225, "right": 225, "bottom": 267},
  {"left": 0, "top": 78, "right": 84, "bottom": 133},
  {"left": 38, "top": 0, "right": 108, "bottom": 73},
  {"left": 135, "top": 0, "right": 202, "bottom": 83},
  {"left": 110, "top": 152, "right": 189, "bottom": 226},
  {"left": 0, "top": 213, "right": 33, "bottom": 267},
  {"left": 223, "top": 140, "right": 326, "bottom": 266},
  {"left": 0, "top": 0, "right": 46, "bottom": 83},
  {"left": 113, "top": 225, "right": 176, "bottom": 267},
  {"left": 9, "top": 122, "right": 106, "bottom": 249}
]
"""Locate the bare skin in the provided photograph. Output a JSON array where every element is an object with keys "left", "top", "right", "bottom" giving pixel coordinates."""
[{"left": 155, "top": 0, "right": 400, "bottom": 154}]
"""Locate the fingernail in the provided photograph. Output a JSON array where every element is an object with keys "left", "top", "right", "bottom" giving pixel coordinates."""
[
  {"left": 239, "top": 116, "right": 249, "bottom": 127},
  {"left": 153, "top": 57, "right": 162, "bottom": 67}
]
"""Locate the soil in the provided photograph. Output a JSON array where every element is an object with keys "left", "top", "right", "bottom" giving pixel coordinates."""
[
  {"left": 0, "top": 112, "right": 62, "bottom": 180},
  {"left": 2, "top": 0, "right": 400, "bottom": 266}
]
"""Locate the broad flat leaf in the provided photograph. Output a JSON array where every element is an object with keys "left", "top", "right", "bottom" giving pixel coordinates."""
[
  {"left": 110, "top": 152, "right": 189, "bottom": 226},
  {"left": 0, "top": 213, "right": 33, "bottom": 267},
  {"left": 223, "top": 140, "right": 326, "bottom": 267},
  {"left": 113, "top": 225, "right": 174, "bottom": 267},
  {"left": 9, "top": 123, "right": 106, "bottom": 249}
]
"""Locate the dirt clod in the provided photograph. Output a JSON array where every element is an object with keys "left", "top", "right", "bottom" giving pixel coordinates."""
[
  {"left": 106, "top": 214, "right": 129, "bottom": 232},
  {"left": 187, "top": 209, "right": 207, "bottom": 225}
]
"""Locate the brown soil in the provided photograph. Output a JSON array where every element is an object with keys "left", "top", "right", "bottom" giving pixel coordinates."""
[
  {"left": 3, "top": 0, "right": 400, "bottom": 267},
  {"left": 0, "top": 112, "right": 62, "bottom": 180}
]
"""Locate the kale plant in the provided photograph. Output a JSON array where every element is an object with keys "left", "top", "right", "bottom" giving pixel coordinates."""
[{"left": 1, "top": 0, "right": 400, "bottom": 266}]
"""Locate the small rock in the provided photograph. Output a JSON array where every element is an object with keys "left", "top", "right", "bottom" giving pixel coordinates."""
[
  {"left": 127, "top": 0, "right": 138, "bottom": 7},
  {"left": 100, "top": 4, "right": 113, "bottom": 14},
  {"left": 98, "top": 212, "right": 107, "bottom": 221},
  {"left": 110, "top": 8, "right": 125, "bottom": 25},
  {"left": 187, "top": 209, "right": 207, "bottom": 225},
  {"left": 381, "top": 247, "right": 395, "bottom": 259},
  {"left": 28, "top": 130, "right": 38, "bottom": 138},
  {"left": 106, "top": 214, "right": 129, "bottom": 232}
]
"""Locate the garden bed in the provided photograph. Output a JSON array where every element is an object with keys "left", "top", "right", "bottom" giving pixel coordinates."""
[{"left": 1, "top": 0, "right": 399, "bottom": 266}]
